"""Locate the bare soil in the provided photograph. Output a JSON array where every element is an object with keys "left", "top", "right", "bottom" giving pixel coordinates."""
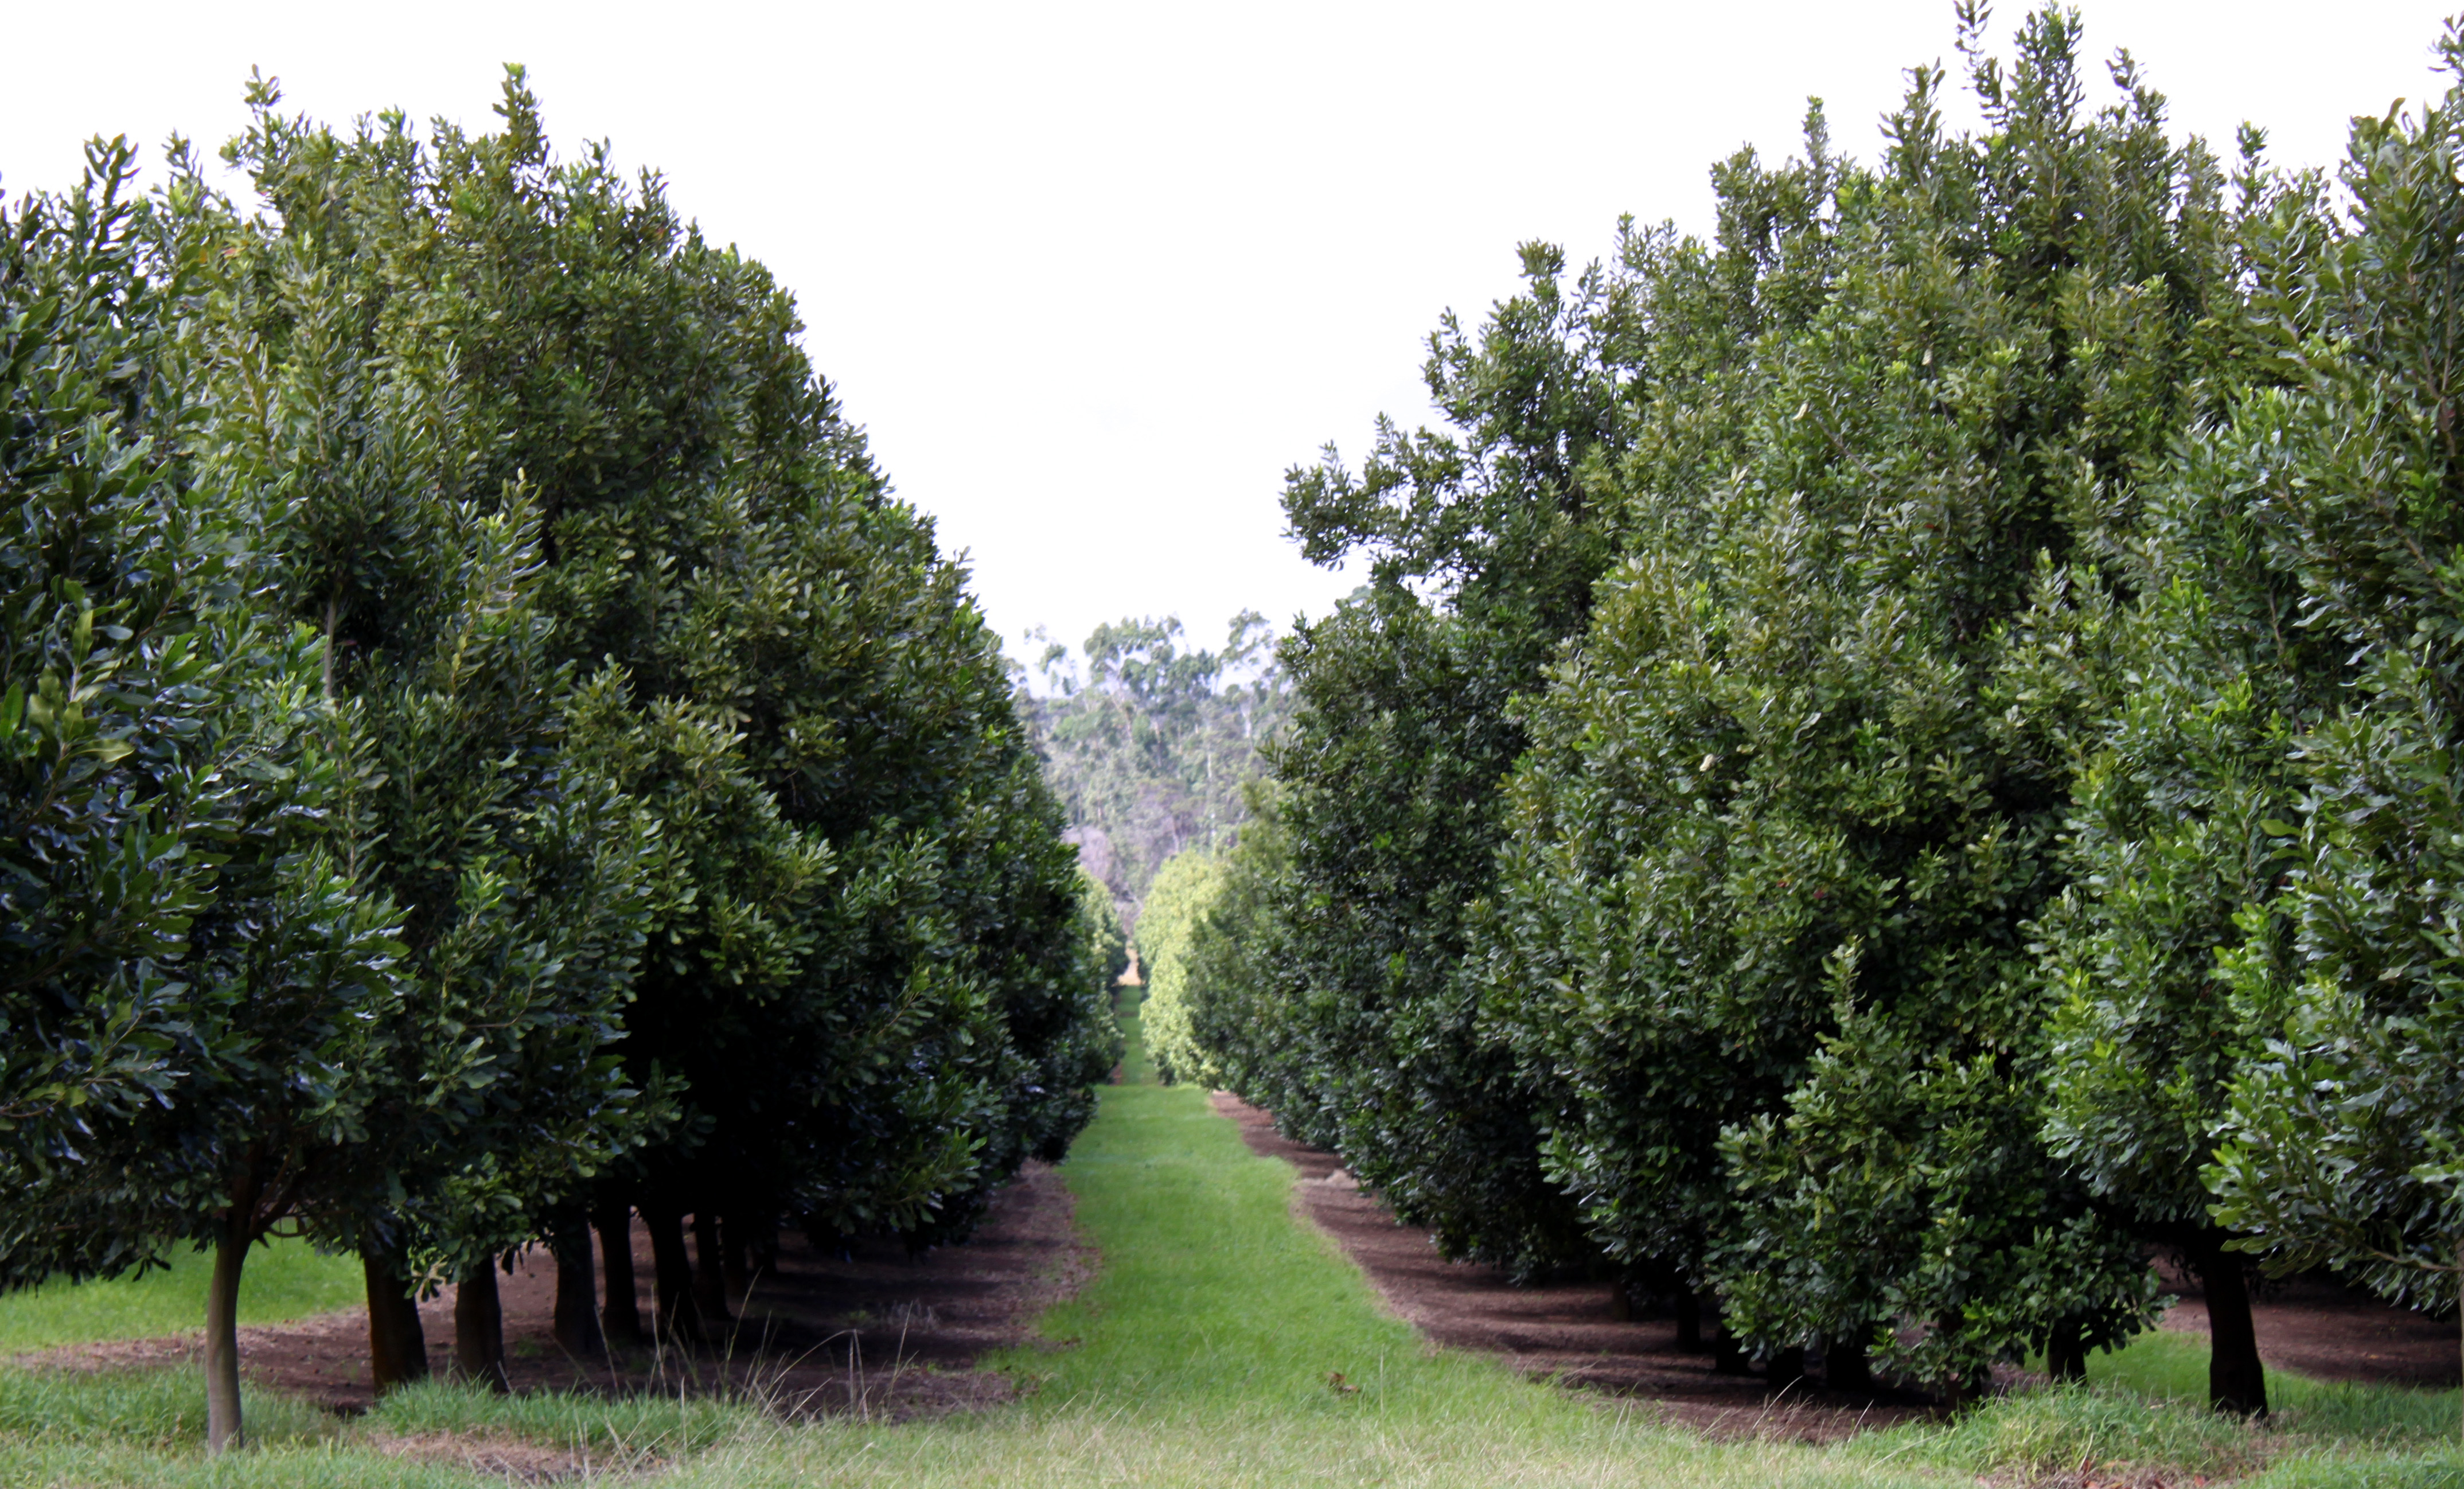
[
  {"left": 1211, "top": 1092, "right": 2461, "bottom": 1441},
  {"left": 14, "top": 1159, "right": 1093, "bottom": 1422}
]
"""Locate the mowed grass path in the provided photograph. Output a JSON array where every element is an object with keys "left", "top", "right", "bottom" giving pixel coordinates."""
[
  {"left": 665, "top": 1072, "right": 1913, "bottom": 1489},
  {"left": 5, "top": 1010, "right": 2463, "bottom": 1485}
]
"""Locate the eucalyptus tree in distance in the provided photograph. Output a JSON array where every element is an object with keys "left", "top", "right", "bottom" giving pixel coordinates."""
[{"left": 1026, "top": 611, "right": 1285, "bottom": 915}]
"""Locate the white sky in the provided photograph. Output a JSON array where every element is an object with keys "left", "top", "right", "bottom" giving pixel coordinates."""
[{"left": 3, "top": 2, "right": 2451, "bottom": 669}]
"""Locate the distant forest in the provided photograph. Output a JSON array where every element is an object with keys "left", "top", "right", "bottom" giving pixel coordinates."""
[{"left": 1017, "top": 614, "right": 1287, "bottom": 931}]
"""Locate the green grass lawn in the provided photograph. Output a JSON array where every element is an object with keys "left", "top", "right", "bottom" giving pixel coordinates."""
[
  {"left": 3, "top": 1018, "right": 2460, "bottom": 1486},
  {"left": 0, "top": 1238, "right": 363, "bottom": 1354}
]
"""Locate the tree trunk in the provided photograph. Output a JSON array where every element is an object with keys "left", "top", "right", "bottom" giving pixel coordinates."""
[
  {"left": 1711, "top": 1330, "right": 1753, "bottom": 1376},
  {"left": 2189, "top": 1233, "right": 2268, "bottom": 1417},
  {"left": 691, "top": 1210, "right": 733, "bottom": 1324},
  {"left": 1825, "top": 1334, "right": 1873, "bottom": 1392},
  {"left": 594, "top": 1202, "right": 642, "bottom": 1347},
  {"left": 2045, "top": 1315, "right": 2087, "bottom": 1383},
  {"left": 1609, "top": 1280, "right": 1633, "bottom": 1322},
  {"left": 203, "top": 1215, "right": 250, "bottom": 1453},
  {"left": 364, "top": 1245, "right": 431, "bottom": 1394},
  {"left": 553, "top": 1217, "right": 605, "bottom": 1358},
  {"left": 722, "top": 1214, "right": 753, "bottom": 1310},
  {"left": 1767, "top": 1345, "right": 1807, "bottom": 1394},
  {"left": 454, "top": 1257, "right": 509, "bottom": 1391},
  {"left": 1708, "top": 1305, "right": 1751, "bottom": 1375},
  {"left": 1675, "top": 1288, "right": 1703, "bottom": 1351},
  {"left": 645, "top": 1204, "right": 703, "bottom": 1346}
]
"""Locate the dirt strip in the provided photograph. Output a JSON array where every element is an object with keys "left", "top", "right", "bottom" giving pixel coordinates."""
[
  {"left": 16, "top": 1159, "right": 1093, "bottom": 1421},
  {"left": 1210, "top": 1092, "right": 2458, "bottom": 1441}
]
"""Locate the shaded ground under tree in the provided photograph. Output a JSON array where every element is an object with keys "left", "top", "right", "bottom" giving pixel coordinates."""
[{"left": 13, "top": 1166, "right": 1091, "bottom": 1421}]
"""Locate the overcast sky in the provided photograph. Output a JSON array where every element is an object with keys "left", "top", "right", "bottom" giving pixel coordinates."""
[{"left": 3, "top": 2, "right": 2452, "bottom": 668}]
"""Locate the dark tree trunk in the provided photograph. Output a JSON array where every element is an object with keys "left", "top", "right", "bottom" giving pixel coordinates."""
[
  {"left": 722, "top": 1214, "right": 753, "bottom": 1309},
  {"left": 645, "top": 1204, "right": 704, "bottom": 1346},
  {"left": 203, "top": 1206, "right": 252, "bottom": 1453},
  {"left": 594, "top": 1202, "right": 643, "bottom": 1347},
  {"left": 1609, "top": 1279, "right": 1633, "bottom": 1322},
  {"left": 1711, "top": 1331, "right": 1753, "bottom": 1376},
  {"left": 1709, "top": 1305, "right": 1751, "bottom": 1375},
  {"left": 364, "top": 1244, "right": 431, "bottom": 1394},
  {"left": 2188, "top": 1233, "right": 2269, "bottom": 1417},
  {"left": 1675, "top": 1288, "right": 1703, "bottom": 1351},
  {"left": 1767, "top": 1345, "right": 1807, "bottom": 1394},
  {"left": 1824, "top": 1334, "right": 1873, "bottom": 1392},
  {"left": 553, "top": 1216, "right": 605, "bottom": 1358},
  {"left": 2045, "top": 1315, "right": 2087, "bottom": 1384},
  {"left": 692, "top": 1210, "right": 733, "bottom": 1324},
  {"left": 454, "top": 1257, "right": 509, "bottom": 1391}
]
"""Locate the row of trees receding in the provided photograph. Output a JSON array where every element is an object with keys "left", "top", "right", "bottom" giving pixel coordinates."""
[
  {"left": 0, "top": 74, "right": 1119, "bottom": 1449},
  {"left": 1153, "top": 7, "right": 2464, "bottom": 1418}
]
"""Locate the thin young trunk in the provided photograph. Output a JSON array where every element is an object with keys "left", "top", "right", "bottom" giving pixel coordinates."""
[
  {"left": 645, "top": 1204, "right": 703, "bottom": 1346},
  {"left": 363, "top": 1244, "right": 431, "bottom": 1394},
  {"left": 1609, "top": 1279, "right": 1634, "bottom": 1323},
  {"left": 2189, "top": 1233, "right": 2268, "bottom": 1417},
  {"left": 203, "top": 1215, "right": 251, "bottom": 1453},
  {"left": 691, "top": 1210, "right": 733, "bottom": 1324},
  {"left": 319, "top": 596, "right": 339, "bottom": 700},
  {"left": 553, "top": 1217, "right": 605, "bottom": 1358},
  {"left": 453, "top": 1257, "right": 509, "bottom": 1392},
  {"left": 594, "top": 1202, "right": 643, "bottom": 1346}
]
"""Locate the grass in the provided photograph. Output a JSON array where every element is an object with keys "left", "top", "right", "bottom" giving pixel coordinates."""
[
  {"left": 1115, "top": 980, "right": 1156, "bottom": 1085},
  {"left": 0, "top": 1237, "right": 362, "bottom": 1354},
  {"left": 4, "top": 1010, "right": 2462, "bottom": 1486}
]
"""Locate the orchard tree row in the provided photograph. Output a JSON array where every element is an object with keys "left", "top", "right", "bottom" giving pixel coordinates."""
[
  {"left": 0, "top": 75, "right": 1119, "bottom": 1449},
  {"left": 1155, "top": 7, "right": 2464, "bottom": 1418}
]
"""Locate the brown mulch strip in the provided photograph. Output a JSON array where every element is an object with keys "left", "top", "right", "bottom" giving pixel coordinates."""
[
  {"left": 1209, "top": 1092, "right": 1931, "bottom": 1441},
  {"left": 16, "top": 1159, "right": 1093, "bottom": 1422},
  {"left": 1208, "top": 1091, "right": 2460, "bottom": 1443}
]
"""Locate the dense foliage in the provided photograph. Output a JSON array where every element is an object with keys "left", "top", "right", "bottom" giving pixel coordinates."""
[
  {"left": 1211, "top": 233, "right": 1635, "bottom": 1283},
  {"left": 1171, "top": 6, "right": 2464, "bottom": 1416},
  {"left": 2203, "top": 35, "right": 2464, "bottom": 1324},
  {"left": 0, "top": 80, "right": 1116, "bottom": 1445}
]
